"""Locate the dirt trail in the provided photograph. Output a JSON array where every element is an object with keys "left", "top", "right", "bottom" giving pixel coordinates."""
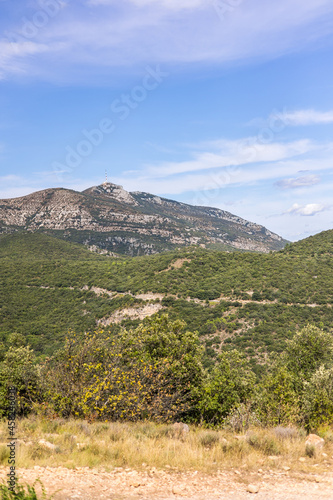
[{"left": 1, "top": 466, "right": 333, "bottom": 499}]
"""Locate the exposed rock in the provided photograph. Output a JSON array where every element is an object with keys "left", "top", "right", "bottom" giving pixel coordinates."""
[
  {"left": 0, "top": 183, "right": 287, "bottom": 256},
  {"left": 171, "top": 422, "right": 190, "bottom": 438},
  {"left": 305, "top": 434, "right": 325, "bottom": 450},
  {"left": 38, "top": 439, "right": 57, "bottom": 450}
]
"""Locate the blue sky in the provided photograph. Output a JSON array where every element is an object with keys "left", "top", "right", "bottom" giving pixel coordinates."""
[{"left": 1, "top": 0, "right": 333, "bottom": 241}]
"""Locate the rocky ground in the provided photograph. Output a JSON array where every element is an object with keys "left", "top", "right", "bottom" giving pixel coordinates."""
[{"left": 1, "top": 465, "right": 333, "bottom": 499}]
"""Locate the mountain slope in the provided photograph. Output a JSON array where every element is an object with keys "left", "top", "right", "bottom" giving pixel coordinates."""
[
  {"left": 0, "top": 230, "right": 331, "bottom": 367},
  {"left": 283, "top": 229, "right": 333, "bottom": 256},
  {"left": 0, "top": 183, "right": 287, "bottom": 255}
]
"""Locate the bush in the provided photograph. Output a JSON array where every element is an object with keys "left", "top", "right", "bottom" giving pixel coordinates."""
[
  {"left": 0, "top": 346, "right": 41, "bottom": 417},
  {"left": 41, "top": 316, "right": 205, "bottom": 423},
  {"left": 198, "top": 350, "right": 256, "bottom": 425},
  {"left": 303, "top": 365, "right": 333, "bottom": 430},
  {"left": 0, "top": 479, "right": 53, "bottom": 499}
]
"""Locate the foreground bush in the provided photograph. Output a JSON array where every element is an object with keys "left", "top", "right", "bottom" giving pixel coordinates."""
[
  {"left": 1, "top": 320, "right": 332, "bottom": 429},
  {"left": 40, "top": 315, "right": 205, "bottom": 422},
  {"left": 0, "top": 479, "right": 52, "bottom": 500}
]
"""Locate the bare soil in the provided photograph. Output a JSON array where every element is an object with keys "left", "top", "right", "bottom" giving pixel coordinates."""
[{"left": 1, "top": 466, "right": 333, "bottom": 499}]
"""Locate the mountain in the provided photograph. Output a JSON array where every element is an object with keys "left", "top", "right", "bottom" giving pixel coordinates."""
[{"left": 0, "top": 183, "right": 287, "bottom": 255}]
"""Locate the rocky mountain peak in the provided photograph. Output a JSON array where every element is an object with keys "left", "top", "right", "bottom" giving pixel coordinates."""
[
  {"left": 84, "top": 183, "right": 138, "bottom": 205},
  {"left": 0, "top": 185, "right": 288, "bottom": 255}
]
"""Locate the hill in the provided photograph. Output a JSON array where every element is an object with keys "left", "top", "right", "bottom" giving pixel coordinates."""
[
  {"left": 0, "top": 230, "right": 331, "bottom": 372},
  {"left": 0, "top": 232, "right": 104, "bottom": 261},
  {"left": 0, "top": 183, "right": 287, "bottom": 255},
  {"left": 283, "top": 229, "right": 333, "bottom": 256}
]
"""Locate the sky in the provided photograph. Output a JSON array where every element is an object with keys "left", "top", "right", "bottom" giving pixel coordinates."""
[{"left": 1, "top": 1, "right": 333, "bottom": 241}]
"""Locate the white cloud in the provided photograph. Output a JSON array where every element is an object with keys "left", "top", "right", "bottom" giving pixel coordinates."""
[
  {"left": 286, "top": 203, "right": 327, "bottom": 216},
  {"left": 2, "top": 0, "right": 333, "bottom": 82},
  {"left": 88, "top": 0, "right": 209, "bottom": 9},
  {"left": 0, "top": 40, "right": 57, "bottom": 79},
  {"left": 275, "top": 175, "right": 320, "bottom": 189},
  {"left": 145, "top": 139, "right": 316, "bottom": 177},
  {"left": 276, "top": 109, "right": 333, "bottom": 126}
]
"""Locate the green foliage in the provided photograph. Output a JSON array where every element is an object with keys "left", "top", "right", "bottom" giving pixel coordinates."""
[
  {"left": 0, "top": 479, "right": 54, "bottom": 499},
  {"left": 303, "top": 365, "right": 333, "bottom": 430},
  {"left": 41, "top": 315, "right": 204, "bottom": 423},
  {"left": 257, "top": 325, "right": 333, "bottom": 429},
  {"left": 199, "top": 350, "right": 256, "bottom": 425},
  {"left": 283, "top": 325, "right": 333, "bottom": 381},
  {"left": 0, "top": 346, "right": 40, "bottom": 417},
  {"left": 0, "top": 231, "right": 332, "bottom": 367},
  {"left": 256, "top": 366, "right": 300, "bottom": 427}
]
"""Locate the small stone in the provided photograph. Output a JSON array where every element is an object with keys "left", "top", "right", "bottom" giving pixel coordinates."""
[
  {"left": 282, "top": 466, "right": 290, "bottom": 471},
  {"left": 322, "top": 452, "right": 328, "bottom": 458},
  {"left": 268, "top": 456, "right": 279, "bottom": 460},
  {"left": 299, "top": 457, "right": 306, "bottom": 462},
  {"left": 172, "top": 485, "right": 187, "bottom": 496},
  {"left": 234, "top": 470, "right": 241, "bottom": 475},
  {"left": 257, "top": 468, "right": 263, "bottom": 473},
  {"left": 247, "top": 484, "right": 259, "bottom": 494},
  {"left": 315, "top": 477, "right": 321, "bottom": 483}
]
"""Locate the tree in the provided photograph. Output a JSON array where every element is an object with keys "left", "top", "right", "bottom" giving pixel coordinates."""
[
  {"left": 257, "top": 325, "right": 333, "bottom": 427},
  {"left": 284, "top": 325, "right": 333, "bottom": 382},
  {"left": 256, "top": 365, "right": 300, "bottom": 426},
  {"left": 199, "top": 350, "right": 256, "bottom": 425},
  {"left": 0, "top": 346, "right": 40, "bottom": 417},
  {"left": 303, "top": 365, "right": 333, "bottom": 430}
]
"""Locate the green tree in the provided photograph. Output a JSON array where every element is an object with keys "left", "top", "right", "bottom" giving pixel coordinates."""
[
  {"left": 303, "top": 365, "right": 333, "bottom": 430},
  {"left": 256, "top": 365, "right": 300, "bottom": 426},
  {"left": 284, "top": 325, "right": 333, "bottom": 382},
  {"left": 0, "top": 346, "right": 40, "bottom": 417},
  {"left": 199, "top": 350, "right": 256, "bottom": 425}
]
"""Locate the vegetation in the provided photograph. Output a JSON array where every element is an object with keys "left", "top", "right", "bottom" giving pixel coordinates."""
[
  {"left": 0, "top": 230, "right": 332, "bottom": 430},
  {"left": 0, "top": 418, "right": 332, "bottom": 474},
  {"left": 0, "top": 231, "right": 332, "bottom": 367},
  {"left": 0, "top": 480, "right": 52, "bottom": 500},
  {"left": 0, "top": 316, "right": 332, "bottom": 430}
]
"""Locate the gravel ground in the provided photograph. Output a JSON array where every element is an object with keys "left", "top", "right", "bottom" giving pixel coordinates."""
[{"left": 1, "top": 466, "right": 333, "bottom": 499}]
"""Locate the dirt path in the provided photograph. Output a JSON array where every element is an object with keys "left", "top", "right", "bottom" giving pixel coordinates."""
[{"left": 1, "top": 466, "right": 333, "bottom": 499}]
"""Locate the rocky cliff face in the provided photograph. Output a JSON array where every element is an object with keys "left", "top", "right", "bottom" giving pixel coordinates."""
[{"left": 0, "top": 183, "right": 287, "bottom": 255}]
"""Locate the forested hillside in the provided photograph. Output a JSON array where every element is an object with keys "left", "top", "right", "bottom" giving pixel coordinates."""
[{"left": 0, "top": 231, "right": 332, "bottom": 372}]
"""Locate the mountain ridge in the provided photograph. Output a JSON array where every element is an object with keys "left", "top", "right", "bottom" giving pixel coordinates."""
[{"left": 0, "top": 182, "right": 287, "bottom": 255}]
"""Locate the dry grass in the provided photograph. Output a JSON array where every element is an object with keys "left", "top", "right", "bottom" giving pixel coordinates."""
[{"left": 0, "top": 418, "right": 332, "bottom": 475}]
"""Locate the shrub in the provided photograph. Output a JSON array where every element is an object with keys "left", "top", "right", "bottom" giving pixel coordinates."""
[
  {"left": 0, "top": 346, "right": 41, "bottom": 417},
  {"left": 0, "top": 479, "right": 54, "bottom": 499},
  {"left": 199, "top": 431, "right": 220, "bottom": 448},
  {"left": 199, "top": 350, "right": 256, "bottom": 425}
]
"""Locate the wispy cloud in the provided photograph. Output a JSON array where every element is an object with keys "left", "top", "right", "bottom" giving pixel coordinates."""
[
  {"left": 87, "top": 0, "right": 209, "bottom": 9},
  {"left": 275, "top": 174, "right": 320, "bottom": 189},
  {"left": 275, "top": 109, "right": 333, "bottom": 126},
  {"left": 0, "top": 40, "right": 50, "bottom": 79},
  {"left": 114, "top": 140, "right": 333, "bottom": 196},
  {"left": 286, "top": 203, "right": 327, "bottom": 216},
  {"left": 144, "top": 139, "right": 316, "bottom": 177},
  {"left": 1, "top": 0, "right": 333, "bottom": 82}
]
